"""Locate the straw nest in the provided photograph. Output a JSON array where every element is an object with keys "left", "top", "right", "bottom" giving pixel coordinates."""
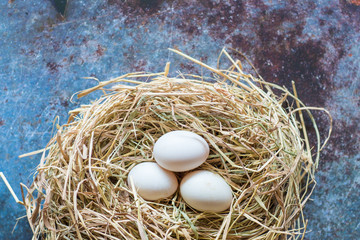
[{"left": 22, "top": 49, "right": 331, "bottom": 240}]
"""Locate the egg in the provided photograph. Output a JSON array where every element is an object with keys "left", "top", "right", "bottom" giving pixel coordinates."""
[
  {"left": 180, "top": 170, "right": 233, "bottom": 212},
  {"left": 153, "top": 130, "right": 209, "bottom": 172},
  {"left": 127, "top": 162, "right": 178, "bottom": 201}
]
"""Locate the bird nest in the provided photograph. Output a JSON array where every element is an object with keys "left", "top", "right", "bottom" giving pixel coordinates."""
[{"left": 22, "top": 49, "right": 331, "bottom": 240}]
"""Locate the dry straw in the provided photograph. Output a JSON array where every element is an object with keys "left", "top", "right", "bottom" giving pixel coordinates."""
[{"left": 20, "top": 48, "right": 331, "bottom": 240}]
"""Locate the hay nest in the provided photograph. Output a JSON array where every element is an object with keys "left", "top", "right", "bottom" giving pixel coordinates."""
[{"left": 22, "top": 49, "right": 331, "bottom": 240}]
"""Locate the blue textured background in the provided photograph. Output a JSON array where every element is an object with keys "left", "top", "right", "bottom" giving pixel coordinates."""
[{"left": 0, "top": 1, "right": 359, "bottom": 239}]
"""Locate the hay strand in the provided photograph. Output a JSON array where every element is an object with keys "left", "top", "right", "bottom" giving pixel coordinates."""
[{"left": 0, "top": 172, "right": 23, "bottom": 205}]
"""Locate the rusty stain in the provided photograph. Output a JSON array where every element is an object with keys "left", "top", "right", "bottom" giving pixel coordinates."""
[
  {"left": 96, "top": 44, "right": 106, "bottom": 57},
  {"left": 107, "top": 0, "right": 165, "bottom": 13},
  {"left": 132, "top": 59, "right": 147, "bottom": 71},
  {"left": 256, "top": 40, "right": 329, "bottom": 106},
  {"left": 60, "top": 99, "right": 69, "bottom": 108},
  {"left": 219, "top": 7, "right": 335, "bottom": 108},
  {"left": 348, "top": 0, "right": 360, "bottom": 6},
  {"left": 82, "top": 37, "right": 89, "bottom": 45},
  {"left": 52, "top": 40, "right": 61, "bottom": 52},
  {"left": 64, "top": 38, "right": 75, "bottom": 47},
  {"left": 46, "top": 62, "right": 62, "bottom": 74}
]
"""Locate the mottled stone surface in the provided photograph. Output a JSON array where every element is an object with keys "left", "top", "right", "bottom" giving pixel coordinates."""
[{"left": 0, "top": 0, "right": 359, "bottom": 239}]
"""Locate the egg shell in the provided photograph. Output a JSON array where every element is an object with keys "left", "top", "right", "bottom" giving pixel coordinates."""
[
  {"left": 127, "top": 162, "right": 178, "bottom": 201},
  {"left": 180, "top": 170, "right": 233, "bottom": 212},
  {"left": 153, "top": 130, "right": 209, "bottom": 172}
]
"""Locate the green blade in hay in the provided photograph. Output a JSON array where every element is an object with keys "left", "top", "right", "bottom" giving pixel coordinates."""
[{"left": 181, "top": 211, "right": 199, "bottom": 240}]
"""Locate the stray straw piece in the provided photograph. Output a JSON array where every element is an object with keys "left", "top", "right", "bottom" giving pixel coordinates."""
[{"left": 0, "top": 172, "right": 23, "bottom": 205}]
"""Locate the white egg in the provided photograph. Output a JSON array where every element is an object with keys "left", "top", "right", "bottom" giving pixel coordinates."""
[
  {"left": 153, "top": 130, "right": 209, "bottom": 172},
  {"left": 180, "top": 170, "right": 233, "bottom": 212},
  {"left": 127, "top": 162, "right": 178, "bottom": 201}
]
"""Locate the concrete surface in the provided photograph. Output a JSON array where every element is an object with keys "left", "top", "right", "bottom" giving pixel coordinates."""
[{"left": 0, "top": 0, "right": 359, "bottom": 239}]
